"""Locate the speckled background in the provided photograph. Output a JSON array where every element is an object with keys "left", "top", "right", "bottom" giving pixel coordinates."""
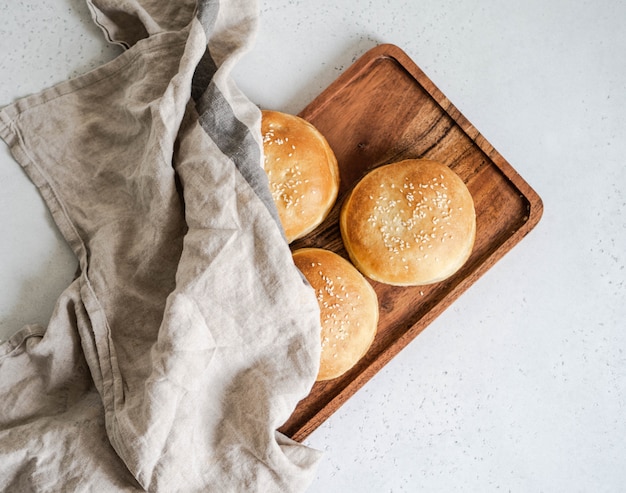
[{"left": 2, "top": 1, "right": 625, "bottom": 491}]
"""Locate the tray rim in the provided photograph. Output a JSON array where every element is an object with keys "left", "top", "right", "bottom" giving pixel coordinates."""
[{"left": 285, "top": 43, "right": 543, "bottom": 441}]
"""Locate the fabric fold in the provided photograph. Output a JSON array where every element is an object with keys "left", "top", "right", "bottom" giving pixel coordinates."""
[{"left": 0, "top": 1, "right": 323, "bottom": 491}]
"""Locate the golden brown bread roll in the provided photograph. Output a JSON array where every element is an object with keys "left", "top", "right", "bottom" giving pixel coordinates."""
[
  {"left": 261, "top": 110, "right": 340, "bottom": 243},
  {"left": 292, "top": 248, "right": 379, "bottom": 381},
  {"left": 340, "top": 159, "right": 476, "bottom": 286}
]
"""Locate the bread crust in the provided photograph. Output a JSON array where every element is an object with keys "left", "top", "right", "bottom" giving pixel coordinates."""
[
  {"left": 340, "top": 159, "right": 476, "bottom": 286},
  {"left": 262, "top": 110, "right": 339, "bottom": 243},
  {"left": 292, "top": 248, "right": 379, "bottom": 381}
]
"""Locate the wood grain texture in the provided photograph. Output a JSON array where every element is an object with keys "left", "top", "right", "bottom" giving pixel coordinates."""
[{"left": 279, "top": 44, "right": 543, "bottom": 441}]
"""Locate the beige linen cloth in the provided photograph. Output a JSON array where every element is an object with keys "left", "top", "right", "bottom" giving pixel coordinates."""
[{"left": 0, "top": 0, "right": 323, "bottom": 491}]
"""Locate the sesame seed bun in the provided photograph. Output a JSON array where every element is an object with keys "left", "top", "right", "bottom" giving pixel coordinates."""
[
  {"left": 261, "top": 110, "right": 340, "bottom": 243},
  {"left": 292, "top": 248, "right": 379, "bottom": 381},
  {"left": 340, "top": 159, "right": 476, "bottom": 286}
]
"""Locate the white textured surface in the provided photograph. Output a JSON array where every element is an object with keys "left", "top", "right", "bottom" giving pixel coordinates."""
[{"left": 2, "top": 1, "right": 626, "bottom": 491}]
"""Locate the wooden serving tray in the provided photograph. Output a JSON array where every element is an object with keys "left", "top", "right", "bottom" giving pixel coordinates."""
[{"left": 280, "top": 44, "right": 543, "bottom": 441}]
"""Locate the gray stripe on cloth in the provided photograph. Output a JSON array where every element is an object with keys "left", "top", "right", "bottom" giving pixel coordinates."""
[
  {"left": 191, "top": 0, "right": 284, "bottom": 234},
  {"left": 191, "top": 0, "right": 219, "bottom": 102},
  {"left": 195, "top": 81, "right": 283, "bottom": 232},
  {"left": 191, "top": 50, "right": 219, "bottom": 102}
]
